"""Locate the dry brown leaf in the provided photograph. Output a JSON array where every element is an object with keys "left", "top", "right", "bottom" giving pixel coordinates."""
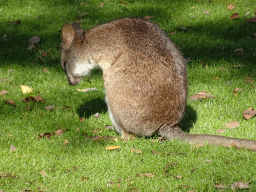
[
  {"left": 170, "top": 31, "right": 176, "bottom": 35},
  {"left": 105, "top": 145, "right": 121, "bottom": 150},
  {"left": 64, "top": 140, "right": 69, "bottom": 145},
  {"left": 4, "top": 100, "right": 16, "bottom": 106},
  {"left": 244, "top": 77, "right": 254, "bottom": 84},
  {"left": 217, "top": 129, "right": 225, "bottom": 134},
  {"left": 231, "top": 13, "right": 239, "bottom": 19},
  {"left": 76, "top": 88, "right": 98, "bottom": 92},
  {"left": 0, "top": 90, "right": 8, "bottom": 96},
  {"left": 139, "top": 173, "right": 155, "bottom": 178},
  {"left": 79, "top": 117, "right": 85, "bottom": 122},
  {"left": 10, "top": 144, "right": 16, "bottom": 152},
  {"left": 9, "top": 20, "right": 21, "bottom": 25},
  {"left": 40, "top": 171, "right": 47, "bottom": 177},
  {"left": 100, "top": 2, "right": 103, "bottom": 7},
  {"left": 190, "top": 91, "right": 214, "bottom": 101},
  {"left": 245, "top": 17, "right": 256, "bottom": 23},
  {"left": 214, "top": 77, "right": 219, "bottom": 80},
  {"left": 119, "top": 1, "right": 129, "bottom": 5},
  {"left": 224, "top": 121, "right": 240, "bottom": 129},
  {"left": 174, "top": 175, "right": 182, "bottom": 179},
  {"left": 151, "top": 150, "right": 158, "bottom": 154},
  {"left": 231, "top": 182, "right": 249, "bottom": 189},
  {"left": 229, "top": 64, "right": 245, "bottom": 68},
  {"left": 23, "top": 95, "right": 44, "bottom": 103},
  {"left": 43, "top": 67, "right": 49, "bottom": 72},
  {"left": 144, "top": 15, "right": 153, "bottom": 20},
  {"left": 43, "top": 106, "right": 55, "bottom": 111},
  {"left": 81, "top": 177, "right": 90, "bottom": 181},
  {"left": 232, "top": 88, "right": 242, "bottom": 96},
  {"left": 202, "top": 10, "right": 209, "bottom": 15},
  {"left": 227, "top": 3, "right": 235, "bottom": 10},
  {"left": 215, "top": 184, "right": 227, "bottom": 189},
  {"left": 55, "top": 129, "right": 64, "bottom": 137},
  {"left": 242, "top": 107, "right": 256, "bottom": 120},
  {"left": 131, "top": 148, "right": 142, "bottom": 154}
]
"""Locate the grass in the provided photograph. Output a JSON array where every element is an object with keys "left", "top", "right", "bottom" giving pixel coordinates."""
[{"left": 1, "top": 0, "right": 256, "bottom": 191}]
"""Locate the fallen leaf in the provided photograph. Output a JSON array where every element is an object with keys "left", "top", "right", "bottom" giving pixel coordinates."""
[
  {"left": 10, "top": 144, "right": 16, "bottom": 152},
  {"left": 231, "top": 182, "right": 249, "bottom": 189},
  {"left": 23, "top": 95, "right": 44, "bottom": 103},
  {"left": 227, "top": 3, "right": 235, "bottom": 10},
  {"left": 43, "top": 67, "right": 49, "bottom": 72},
  {"left": 229, "top": 64, "right": 245, "bottom": 68},
  {"left": 139, "top": 173, "right": 155, "bottom": 178},
  {"left": 119, "top": 1, "right": 129, "bottom": 5},
  {"left": 202, "top": 10, "right": 209, "bottom": 15},
  {"left": 0, "top": 173, "right": 18, "bottom": 178},
  {"left": 4, "top": 100, "right": 16, "bottom": 106},
  {"left": 242, "top": 107, "right": 256, "bottom": 120},
  {"left": 0, "top": 89, "right": 8, "bottom": 96},
  {"left": 170, "top": 31, "right": 176, "bottom": 35},
  {"left": 144, "top": 15, "right": 153, "bottom": 19},
  {"left": 100, "top": 2, "right": 103, "bottom": 7},
  {"left": 43, "top": 106, "right": 54, "bottom": 111},
  {"left": 224, "top": 121, "right": 240, "bottom": 129},
  {"left": 230, "top": 13, "right": 239, "bottom": 19},
  {"left": 64, "top": 140, "right": 69, "bottom": 145},
  {"left": 105, "top": 145, "right": 121, "bottom": 150},
  {"left": 217, "top": 129, "right": 225, "bottom": 134},
  {"left": 191, "top": 5, "right": 197, "bottom": 10},
  {"left": 21, "top": 85, "right": 33, "bottom": 94},
  {"left": 81, "top": 177, "right": 90, "bottom": 181},
  {"left": 190, "top": 91, "right": 214, "bottom": 101},
  {"left": 245, "top": 17, "right": 256, "bottom": 23},
  {"left": 9, "top": 20, "right": 21, "bottom": 25},
  {"left": 244, "top": 77, "right": 254, "bottom": 84},
  {"left": 79, "top": 117, "right": 85, "bottom": 122},
  {"left": 214, "top": 77, "right": 219, "bottom": 80},
  {"left": 174, "top": 175, "right": 182, "bottom": 179},
  {"left": 151, "top": 150, "right": 158, "bottom": 154},
  {"left": 40, "top": 171, "right": 47, "bottom": 177},
  {"left": 76, "top": 88, "right": 98, "bottom": 92},
  {"left": 39, "top": 133, "right": 52, "bottom": 139},
  {"left": 232, "top": 88, "right": 242, "bottom": 96},
  {"left": 131, "top": 148, "right": 142, "bottom": 154},
  {"left": 215, "top": 184, "right": 227, "bottom": 189},
  {"left": 55, "top": 129, "right": 64, "bottom": 137},
  {"left": 29, "top": 36, "right": 40, "bottom": 44}
]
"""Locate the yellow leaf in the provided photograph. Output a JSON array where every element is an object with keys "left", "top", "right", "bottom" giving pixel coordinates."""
[
  {"left": 105, "top": 145, "right": 121, "bottom": 150},
  {"left": 21, "top": 85, "right": 33, "bottom": 94}
]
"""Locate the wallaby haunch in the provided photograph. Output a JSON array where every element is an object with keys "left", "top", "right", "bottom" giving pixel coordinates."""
[{"left": 61, "top": 18, "right": 256, "bottom": 151}]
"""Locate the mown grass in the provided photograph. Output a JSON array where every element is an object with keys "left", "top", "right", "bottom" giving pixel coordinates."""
[{"left": 1, "top": 0, "right": 256, "bottom": 191}]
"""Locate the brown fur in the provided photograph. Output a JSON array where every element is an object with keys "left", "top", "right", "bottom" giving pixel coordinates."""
[{"left": 61, "top": 18, "right": 256, "bottom": 151}]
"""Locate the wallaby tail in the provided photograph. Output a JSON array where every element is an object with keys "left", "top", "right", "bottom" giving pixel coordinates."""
[
  {"left": 181, "top": 134, "right": 256, "bottom": 151},
  {"left": 158, "top": 126, "right": 256, "bottom": 151}
]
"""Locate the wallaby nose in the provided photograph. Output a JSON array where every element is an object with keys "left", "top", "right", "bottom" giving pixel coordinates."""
[{"left": 67, "top": 76, "right": 81, "bottom": 85}]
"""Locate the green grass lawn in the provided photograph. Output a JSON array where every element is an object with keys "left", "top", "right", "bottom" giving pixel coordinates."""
[{"left": 1, "top": 0, "right": 256, "bottom": 191}]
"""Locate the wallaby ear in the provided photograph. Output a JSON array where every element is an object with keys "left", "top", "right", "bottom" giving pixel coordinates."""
[{"left": 61, "top": 24, "right": 75, "bottom": 50}]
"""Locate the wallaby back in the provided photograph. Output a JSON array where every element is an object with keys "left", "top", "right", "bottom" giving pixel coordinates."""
[{"left": 61, "top": 18, "right": 256, "bottom": 151}]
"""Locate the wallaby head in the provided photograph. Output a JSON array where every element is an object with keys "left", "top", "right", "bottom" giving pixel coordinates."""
[{"left": 61, "top": 18, "right": 256, "bottom": 151}]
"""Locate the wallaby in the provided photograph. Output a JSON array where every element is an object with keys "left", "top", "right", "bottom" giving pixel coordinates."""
[{"left": 61, "top": 18, "right": 256, "bottom": 151}]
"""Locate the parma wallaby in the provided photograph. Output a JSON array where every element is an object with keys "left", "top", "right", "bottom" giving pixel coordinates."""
[{"left": 61, "top": 18, "right": 256, "bottom": 151}]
